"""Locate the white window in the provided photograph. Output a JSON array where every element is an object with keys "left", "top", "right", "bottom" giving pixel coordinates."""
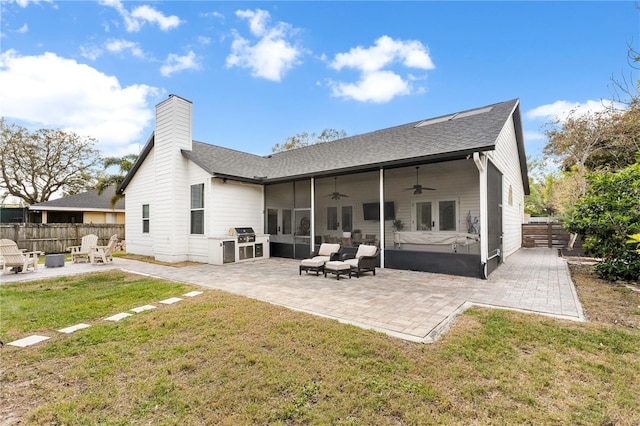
[
  {"left": 190, "top": 183, "right": 204, "bottom": 235},
  {"left": 413, "top": 199, "right": 458, "bottom": 232},
  {"left": 142, "top": 204, "right": 149, "bottom": 233}
]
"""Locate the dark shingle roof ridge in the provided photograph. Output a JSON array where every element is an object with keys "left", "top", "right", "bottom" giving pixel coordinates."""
[
  {"left": 267, "top": 98, "right": 519, "bottom": 160},
  {"left": 191, "top": 140, "right": 267, "bottom": 160},
  {"left": 29, "top": 186, "right": 124, "bottom": 210}
]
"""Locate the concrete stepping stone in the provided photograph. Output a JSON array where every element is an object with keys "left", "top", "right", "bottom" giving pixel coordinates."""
[
  {"left": 159, "top": 297, "right": 182, "bottom": 305},
  {"left": 8, "top": 335, "right": 50, "bottom": 347},
  {"left": 58, "top": 323, "right": 91, "bottom": 334},
  {"left": 105, "top": 312, "right": 133, "bottom": 322},
  {"left": 131, "top": 304, "right": 156, "bottom": 313},
  {"left": 183, "top": 291, "right": 203, "bottom": 297}
]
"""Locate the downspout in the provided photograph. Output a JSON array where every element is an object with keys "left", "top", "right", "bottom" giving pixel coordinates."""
[
  {"left": 379, "top": 168, "right": 385, "bottom": 268},
  {"left": 310, "top": 177, "right": 315, "bottom": 256},
  {"left": 474, "top": 152, "right": 489, "bottom": 278}
]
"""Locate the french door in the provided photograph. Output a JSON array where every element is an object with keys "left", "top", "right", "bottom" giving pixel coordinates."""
[
  {"left": 326, "top": 205, "right": 353, "bottom": 234},
  {"left": 266, "top": 207, "right": 292, "bottom": 242}
]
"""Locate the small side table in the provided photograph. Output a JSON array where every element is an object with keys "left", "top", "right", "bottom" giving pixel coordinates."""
[{"left": 45, "top": 254, "right": 65, "bottom": 268}]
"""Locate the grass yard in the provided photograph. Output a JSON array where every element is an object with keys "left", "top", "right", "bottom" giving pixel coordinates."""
[{"left": 1, "top": 266, "right": 639, "bottom": 425}]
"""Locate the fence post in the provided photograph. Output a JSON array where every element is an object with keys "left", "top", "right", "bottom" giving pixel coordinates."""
[{"left": 547, "top": 223, "right": 553, "bottom": 248}]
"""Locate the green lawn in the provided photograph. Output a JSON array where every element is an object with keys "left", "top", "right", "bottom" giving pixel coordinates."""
[{"left": 1, "top": 269, "right": 639, "bottom": 425}]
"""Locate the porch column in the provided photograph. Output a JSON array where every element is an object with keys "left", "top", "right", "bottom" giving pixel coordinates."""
[
  {"left": 310, "top": 177, "right": 315, "bottom": 256},
  {"left": 474, "top": 152, "right": 489, "bottom": 272},
  {"left": 379, "top": 168, "right": 385, "bottom": 268}
]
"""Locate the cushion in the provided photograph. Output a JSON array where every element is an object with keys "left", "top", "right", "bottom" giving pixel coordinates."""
[
  {"left": 344, "top": 258, "right": 359, "bottom": 268},
  {"left": 355, "top": 244, "right": 378, "bottom": 258},
  {"left": 301, "top": 258, "right": 325, "bottom": 267},
  {"left": 311, "top": 255, "right": 331, "bottom": 262},
  {"left": 325, "top": 261, "right": 351, "bottom": 271},
  {"left": 317, "top": 243, "right": 341, "bottom": 257}
]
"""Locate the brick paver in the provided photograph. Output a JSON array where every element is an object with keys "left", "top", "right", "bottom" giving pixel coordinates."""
[{"left": 1, "top": 248, "right": 585, "bottom": 343}]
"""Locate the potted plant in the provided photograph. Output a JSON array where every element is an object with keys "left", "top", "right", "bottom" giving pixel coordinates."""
[{"left": 393, "top": 219, "right": 404, "bottom": 232}]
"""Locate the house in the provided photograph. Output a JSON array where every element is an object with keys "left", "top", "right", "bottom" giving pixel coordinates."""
[
  {"left": 118, "top": 95, "right": 529, "bottom": 278},
  {"left": 28, "top": 187, "right": 125, "bottom": 224}
]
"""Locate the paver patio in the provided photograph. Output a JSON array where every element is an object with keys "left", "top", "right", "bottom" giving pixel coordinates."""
[{"left": 1, "top": 247, "right": 585, "bottom": 343}]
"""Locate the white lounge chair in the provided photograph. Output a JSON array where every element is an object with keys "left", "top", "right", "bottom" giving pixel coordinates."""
[
  {"left": 90, "top": 234, "right": 118, "bottom": 265},
  {"left": 299, "top": 243, "right": 341, "bottom": 276},
  {"left": 0, "top": 239, "right": 41, "bottom": 274},
  {"left": 68, "top": 234, "right": 99, "bottom": 263}
]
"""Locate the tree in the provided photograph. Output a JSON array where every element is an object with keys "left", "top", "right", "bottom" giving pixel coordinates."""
[
  {"left": 565, "top": 158, "right": 640, "bottom": 281},
  {"left": 0, "top": 118, "right": 102, "bottom": 204},
  {"left": 95, "top": 154, "right": 138, "bottom": 208},
  {"left": 543, "top": 108, "right": 615, "bottom": 196},
  {"left": 272, "top": 128, "right": 347, "bottom": 153}
]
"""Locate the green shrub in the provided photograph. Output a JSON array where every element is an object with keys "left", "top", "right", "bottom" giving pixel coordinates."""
[{"left": 566, "top": 162, "right": 640, "bottom": 281}]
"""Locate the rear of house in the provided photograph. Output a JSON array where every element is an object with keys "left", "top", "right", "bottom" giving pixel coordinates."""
[{"left": 119, "top": 95, "right": 528, "bottom": 278}]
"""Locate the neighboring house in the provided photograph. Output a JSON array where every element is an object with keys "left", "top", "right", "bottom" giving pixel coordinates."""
[
  {"left": 118, "top": 95, "right": 529, "bottom": 278},
  {"left": 29, "top": 187, "right": 125, "bottom": 224}
]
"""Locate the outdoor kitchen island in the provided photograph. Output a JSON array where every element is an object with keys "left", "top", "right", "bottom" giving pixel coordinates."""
[{"left": 208, "top": 227, "right": 270, "bottom": 265}]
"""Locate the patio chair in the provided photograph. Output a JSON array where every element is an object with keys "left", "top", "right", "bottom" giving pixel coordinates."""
[
  {"left": 89, "top": 234, "right": 118, "bottom": 265},
  {"left": 68, "top": 234, "right": 99, "bottom": 263},
  {"left": 0, "top": 239, "right": 41, "bottom": 274},
  {"left": 365, "top": 234, "right": 378, "bottom": 246},
  {"left": 299, "top": 243, "right": 341, "bottom": 276},
  {"left": 341, "top": 244, "right": 380, "bottom": 277}
]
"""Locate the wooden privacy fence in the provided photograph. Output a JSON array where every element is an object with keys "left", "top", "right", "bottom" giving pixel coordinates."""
[
  {"left": 522, "top": 223, "right": 583, "bottom": 250},
  {"left": 0, "top": 224, "right": 125, "bottom": 254}
]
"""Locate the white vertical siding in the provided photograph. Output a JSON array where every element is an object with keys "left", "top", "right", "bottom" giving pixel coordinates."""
[
  {"left": 123, "top": 146, "right": 156, "bottom": 256},
  {"left": 153, "top": 95, "right": 193, "bottom": 262},
  {"left": 210, "top": 179, "right": 265, "bottom": 236},
  {"left": 186, "top": 163, "right": 214, "bottom": 262},
  {"left": 489, "top": 113, "right": 526, "bottom": 258}
]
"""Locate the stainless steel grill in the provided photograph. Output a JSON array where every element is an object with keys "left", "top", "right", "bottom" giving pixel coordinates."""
[{"left": 229, "top": 227, "right": 256, "bottom": 243}]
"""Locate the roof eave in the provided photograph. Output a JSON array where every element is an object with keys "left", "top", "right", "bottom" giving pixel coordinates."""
[
  {"left": 117, "top": 132, "right": 155, "bottom": 195},
  {"left": 263, "top": 146, "right": 496, "bottom": 183}
]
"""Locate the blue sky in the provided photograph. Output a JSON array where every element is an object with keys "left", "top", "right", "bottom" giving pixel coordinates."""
[{"left": 1, "top": 1, "right": 638, "bottom": 163}]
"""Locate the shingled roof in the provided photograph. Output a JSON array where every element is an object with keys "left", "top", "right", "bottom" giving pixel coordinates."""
[
  {"left": 29, "top": 187, "right": 124, "bottom": 211},
  {"left": 119, "top": 98, "right": 528, "bottom": 192}
]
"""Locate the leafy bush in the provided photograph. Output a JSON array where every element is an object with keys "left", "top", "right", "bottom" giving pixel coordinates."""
[{"left": 566, "top": 162, "right": 640, "bottom": 281}]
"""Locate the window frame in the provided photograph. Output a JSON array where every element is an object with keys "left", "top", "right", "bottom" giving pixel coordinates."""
[
  {"left": 142, "top": 204, "right": 150, "bottom": 233},
  {"left": 190, "top": 183, "right": 205, "bottom": 235}
]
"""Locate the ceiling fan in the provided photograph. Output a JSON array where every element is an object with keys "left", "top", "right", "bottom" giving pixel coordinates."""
[
  {"left": 405, "top": 166, "right": 435, "bottom": 194},
  {"left": 327, "top": 177, "right": 349, "bottom": 200}
]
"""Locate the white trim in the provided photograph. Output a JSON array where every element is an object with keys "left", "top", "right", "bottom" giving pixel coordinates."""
[
  {"left": 379, "top": 168, "right": 385, "bottom": 268},
  {"left": 474, "top": 152, "right": 488, "bottom": 265}
]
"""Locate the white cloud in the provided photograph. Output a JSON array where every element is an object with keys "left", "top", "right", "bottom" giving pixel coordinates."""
[
  {"left": 16, "top": 24, "right": 29, "bottom": 33},
  {"left": 525, "top": 99, "right": 621, "bottom": 122},
  {"left": 160, "top": 51, "right": 200, "bottom": 77},
  {"left": 328, "top": 36, "right": 434, "bottom": 103},
  {"left": 331, "top": 71, "right": 410, "bottom": 103},
  {"left": 0, "top": 50, "right": 161, "bottom": 156},
  {"left": 80, "top": 44, "right": 103, "bottom": 60},
  {"left": 202, "top": 11, "right": 224, "bottom": 20},
  {"left": 131, "top": 5, "right": 182, "bottom": 31},
  {"left": 5, "top": 0, "right": 52, "bottom": 7},
  {"left": 523, "top": 130, "right": 545, "bottom": 142},
  {"left": 100, "top": 0, "right": 182, "bottom": 32},
  {"left": 236, "top": 9, "right": 271, "bottom": 37},
  {"left": 105, "top": 39, "right": 144, "bottom": 58},
  {"left": 226, "top": 9, "right": 303, "bottom": 81},
  {"left": 330, "top": 35, "right": 434, "bottom": 72}
]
